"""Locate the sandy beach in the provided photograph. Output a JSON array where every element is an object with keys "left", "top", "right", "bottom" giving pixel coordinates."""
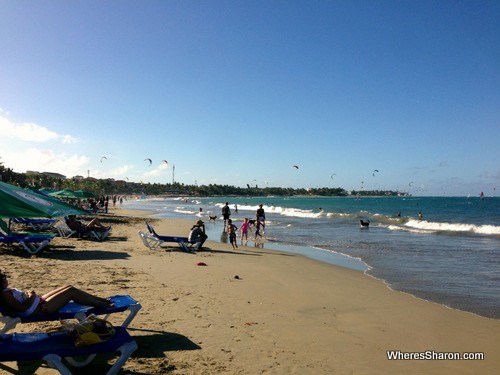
[{"left": 1, "top": 208, "right": 498, "bottom": 374}]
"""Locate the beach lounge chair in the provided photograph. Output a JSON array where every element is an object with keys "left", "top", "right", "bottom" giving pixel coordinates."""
[
  {"left": 55, "top": 221, "right": 77, "bottom": 238},
  {"left": 139, "top": 222, "right": 198, "bottom": 252},
  {"left": 11, "top": 217, "right": 58, "bottom": 231},
  {"left": 57, "top": 217, "right": 110, "bottom": 241},
  {"left": 1, "top": 218, "right": 57, "bottom": 240},
  {"left": 0, "top": 294, "right": 142, "bottom": 334},
  {"left": 0, "top": 220, "right": 53, "bottom": 254},
  {"left": 0, "top": 232, "right": 53, "bottom": 255},
  {"left": 0, "top": 326, "right": 137, "bottom": 375}
]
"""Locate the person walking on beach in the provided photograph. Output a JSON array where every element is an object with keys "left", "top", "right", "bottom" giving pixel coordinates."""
[
  {"left": 222, "top": 202, "right": 231, "bottom": 228},
  {"left": 240, "top": 218, "right": 251, "bottom": 243},
  {"left": 227, "top": 219, "right": 238, "bottom": 250},
  {"left": 256, "top": 204, "right": 266, "bottom": 233}
]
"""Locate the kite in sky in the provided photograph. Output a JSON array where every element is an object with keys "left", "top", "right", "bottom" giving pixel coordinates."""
[
  {"left": 292, "top": 165, "right": 299, "bottom": 169},
  {"left": 100, "top": 156, "right": 107, "bottom": 163},
  {"left": 144, "top": 158, "right": 152, "bottom": 166},
  {"left": 372, "top": 169, "right": 379, "bottom": 177}
]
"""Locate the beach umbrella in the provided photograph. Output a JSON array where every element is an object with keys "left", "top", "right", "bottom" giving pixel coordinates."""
[
  {"left": 0, "top": 181, "right": 89, "bottom": 218},
  {"left": 37, "top": 188, "right": 59, "bottom": 196},
  {"left": 49, "top": 188, "right": 80, "bottom": 199}
]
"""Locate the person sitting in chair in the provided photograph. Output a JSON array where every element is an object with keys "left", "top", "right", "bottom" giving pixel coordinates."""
[
  {"left": 66, "top": 215, "right": 111, "bottom": 232},
  {"left": 188, "top": 220, "right": 208, "bottom": 250},
  {"left": 0, "top": 270, "right": 112, "bottom": 317}
]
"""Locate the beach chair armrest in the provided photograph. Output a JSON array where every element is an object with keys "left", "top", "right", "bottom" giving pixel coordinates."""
[
  {"left": 101, "top": 302, "right": 142, "bottom": 328},
  {"left": 0, "top": 315, "right": 21, "bottom": 334}
]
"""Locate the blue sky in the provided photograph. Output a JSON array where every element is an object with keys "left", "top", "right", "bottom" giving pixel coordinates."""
[{"left": 0, "top": 1, "right": 498, "bottom": 196}]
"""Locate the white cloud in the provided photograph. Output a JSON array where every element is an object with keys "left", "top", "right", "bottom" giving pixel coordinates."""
[
  {"left": 143, "top": 168, "right": 163, "bottom": 178},
  {"left": 61, "top": 134, "right": 78, "bottom": 144},
  {"left": 7, "top": 148, "right": 89, "bottom": 177},
  {"left": 0, "top": 115, "right": 77, "bottom": 144},
  {"left": 109, "top": 165, "right": 132, "bottom": 177}
]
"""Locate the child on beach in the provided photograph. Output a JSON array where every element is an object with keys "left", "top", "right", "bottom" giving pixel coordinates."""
[
  {"left": 254, "top": 219, "right": 263, "bottom": 240},
  {"left": 227, "top": 219, "right": 238, "bottom": 250},
  {"left": 240, "top": 218, "right": 251, "bottom": 243}
]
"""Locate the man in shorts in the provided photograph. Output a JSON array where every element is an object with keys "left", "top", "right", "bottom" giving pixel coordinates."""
[
  {"left": 222, "top": 202, "right": 231, "bottom": 228},
  {"left": 188, "top": 220, "right": 208, "bottom": 250},
  {"left": 256, "top": 204, "right": 266, "bottom": 233}
]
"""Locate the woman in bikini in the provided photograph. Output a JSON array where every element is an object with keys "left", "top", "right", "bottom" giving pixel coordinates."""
[{"left": 0, "top": 270, "right": 112, "bottom": 317}]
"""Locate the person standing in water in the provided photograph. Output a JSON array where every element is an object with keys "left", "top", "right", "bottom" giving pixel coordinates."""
[
  {"left": 256, "top": 204, "right": 266, "bottom": 233},
  {"left": 222, "top": 202, "right": 231, "bottom": 228}
]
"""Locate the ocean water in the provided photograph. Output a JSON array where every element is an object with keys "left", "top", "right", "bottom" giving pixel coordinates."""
[{"left": 123, "top": 195, "right": 500, "bottom": 319}]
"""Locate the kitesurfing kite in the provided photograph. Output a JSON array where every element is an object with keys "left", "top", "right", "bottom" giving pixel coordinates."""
[
  {"left": 161, "top": 160, "right": 168, "bottom": 166},
  {"left": 100, "top": 156, "right": 107, "bottom": 163},
  {"left": 372, "top": 169, "right": 379, "bottom": 177},
  {"left": 292, "top": 165, "right": 299, "bottom": 169},
  {"left": 144, "top": 158, "right": 152, "bottom": 166},
  {"left": 331, "top": 173, "right": 336, "bottom": 179}
]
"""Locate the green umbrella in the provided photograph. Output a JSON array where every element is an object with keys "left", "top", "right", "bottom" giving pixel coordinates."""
[
  {"left": 0, "top": 182, "right": 89, "bottom": 218},
  {"left": 49, "top": 188, "right": 80, "bottom": 199}
]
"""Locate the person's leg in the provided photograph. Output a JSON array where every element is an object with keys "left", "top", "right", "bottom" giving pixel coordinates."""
[
  {"left": 199, "top": 234, "right": 207, "bottom": 247},
  {"left": 43, "top": 286, "right": 111, "bottom": 314},
  {"left": 87, "top": 218, "right": 110, "bottom": 230},
  {"left": 41, "top": 285, "right": 73, "bottom": 300}
]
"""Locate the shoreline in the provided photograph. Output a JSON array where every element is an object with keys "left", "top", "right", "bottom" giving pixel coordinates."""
[
  {"left": 128, "top": 206, "right": 499, "bottom": 321},
  {"left": 1, "top": 208, "right": 498, "bottom": 374}
]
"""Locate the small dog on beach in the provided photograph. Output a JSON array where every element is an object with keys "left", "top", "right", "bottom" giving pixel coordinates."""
[
  {"left": 208, "top": 215, "right": 217, "bottom": 222},
  {"left": 360, "top": 219, "right": 370, "bottom": 228},
  {"left": 248, "top": 219, "right": 257, "bottom": 226}
]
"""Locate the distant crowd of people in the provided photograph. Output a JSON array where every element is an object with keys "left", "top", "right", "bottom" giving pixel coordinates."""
[{"left": 76, "top": 195, "right": 125, "bottom": 213}]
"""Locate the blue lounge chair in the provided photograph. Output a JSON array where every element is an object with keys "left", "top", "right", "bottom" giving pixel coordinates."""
[
  {"left": 11, "top": 217, "right": 58, "bottom": 231},
  {"left": 0, "top": 295, "right": 142, "bottom": 334},
  {"left": 0, "top": 326, "right": 137, "bottom": 375},
  {"left": 139, "top": 222, "right": 197, "bottom": 252},
  {"left": 0, "top": 219, "right": 55, "bottom": 254},
  {"left": 0, "top": 233, "right": 53, "bottom": 254}
]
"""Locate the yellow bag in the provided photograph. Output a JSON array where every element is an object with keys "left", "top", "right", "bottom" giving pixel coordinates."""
[{"left": 64, "top": 314, "right": 116, "bottom": 347}]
